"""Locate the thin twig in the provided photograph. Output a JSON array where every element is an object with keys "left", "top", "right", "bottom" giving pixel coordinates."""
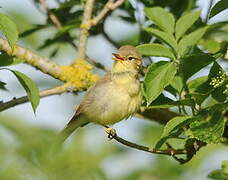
[
  {"left": 91, "top": 0, "right": 125, "bottom": 26},
  {"left": 38, "top": 0, "right": 108, "bottom": 71},
  {"left": 113, "top": 135, "right": 187, "bottom": 156},
  {"left": 104, "top": 126, "right": 187, "bottom": 158},
  {"left": 39, "top": 0, "right": 62, "bottom": 29},
  {"left": 78, "top": 0, "right": 96, "bottom": 60},
  {"left": 77, "top": 0, "right": 125, "bottom": 60},
  {"left": 39, "top": 0, "right": 78, "bottom": 49},
  {"left": 0, "top": 84, "right": 71, "bottom": 112},
  {"left": 91, "top": 0, "right": 115, "bottom": 26},
  {"left": 0, "top": 38, "right": 62, "bottom": 79},
  {"left": 111, "top": 0, "right": 126, "bottom": 9}
]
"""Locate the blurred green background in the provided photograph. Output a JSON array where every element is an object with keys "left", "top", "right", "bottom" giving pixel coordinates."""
[{"left": 0, "top": 0, "right": 228, "bottom": 179}]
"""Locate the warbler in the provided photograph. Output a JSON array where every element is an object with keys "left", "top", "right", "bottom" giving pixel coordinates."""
[{"left": 60, "top": 45, "right": 142, "bottom": 140}]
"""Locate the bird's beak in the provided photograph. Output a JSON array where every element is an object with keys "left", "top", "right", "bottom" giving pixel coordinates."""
[{"left": 112, "top": 53, "right": 124, "bottom": 61}]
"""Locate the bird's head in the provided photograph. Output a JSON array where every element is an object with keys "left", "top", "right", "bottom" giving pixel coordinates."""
[{"left": 112, "top": 45, "right": 142, "bottom": 74}]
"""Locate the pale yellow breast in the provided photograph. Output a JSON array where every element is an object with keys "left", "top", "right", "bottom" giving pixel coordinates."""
[{"left": 83, "top": 73, "right": 141, "bottom": 125}]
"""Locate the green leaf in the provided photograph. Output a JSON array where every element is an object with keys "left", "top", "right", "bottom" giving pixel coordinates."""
[
  {"left": 187, "top": 76, "right": 211, "bottom": 105},
  {"left": 187, "top": 109, "right": 225, "bottom": 144},
  {"left": 209, "top": 0, "right": 228, "bottom": 19},
  {"left": 175, "top": 11, "right": 201, "bottom": 40},
  {"left": 20, "top": 24, "right": 48, "bottom": 37},
  {"left": 59, "top": 0, "right": 81, "bottom": 9},
  {"left": 136, "top": 43, "right": 175, "bottom": 59},
  {"left": 147, "top": 94, "right": 194, "bottom": 109},
  {"left": 0, "top": 52, "right": 24, "bottom": 66},
  {"left": 211, "top": 84, "right": 228, "bottom": 103},
  {"left": 208, "top": 62, "right": 227, "bottom": 84},
  {"left": 143, "top": 61, "right": 177, "bottom": 105},
  {"left": 208, "top": 62, "right": 228, "bottom": 102},
  {"left": 205, "top": 21, "right": 228, "bottom": 37},
  {"left": 155, "top": 130, "right": 182, "bottom": 149},
  {"left": 0, "top": 13, "right": 18, "bottom": 47},
  {"left": 180, "top": 53, "right": 215, "bottom": 80},
  {"left": 155, "top": 116, "right": 194, "bottom": 148},
  {"left": 55, "top": 24, "right": 80, "bottom": 38},
  {"left": 199, "top": 39, "right": 221, "bottom": 54},
  {"left": 170, "top": 75, "right": 183, "bottom": 93},
  {"left": 178, "top": 26, "right": 209, "bottom": 57},
  {"left": 208, "top": 161, "right": 228, "bottom": 180},
  {"left": 10, "top": 70, "right": 40, "bottom": 113},
  {"left": 0, "top": 80, "right": 7, "bottom": 90},
  {"left": 144, "top": 27, "right": 178, "bottom": 51},
  {"left": 188, "top": 76, "right": 209, "bottom": 92},
  {"left": 161, "top": 116, "right": 193, "bottom": 138},
  {"left": 144, "top": 7, "right": 175, "bottom": 35}
]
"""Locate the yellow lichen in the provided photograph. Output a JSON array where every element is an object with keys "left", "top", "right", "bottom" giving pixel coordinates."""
[
  {"left": 80, "top": 20, "right": 95, "bottom": 29},
  {"left": 60, "top": 60, "right": 99, "bottom": 90}
]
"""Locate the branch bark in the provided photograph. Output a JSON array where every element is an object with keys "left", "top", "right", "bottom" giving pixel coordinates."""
[
  {"left": 104, "top": 126, "right": 190, "bottom": 163},
  {"left": 78, "top": 0, "right": 96, "bottom": 60},
  {"left": 112, "top": 134, "right": 187, "bottom": 156},
  {"left": 77, "top": 0, "right": 125, "bottom": 61},
  {"left": 137, "top": 107, "right": 179, "bottom": 124},
  {"left": 91, "top": 0, "right": 125, "bottom": 26},
  {"left": 0, "top": 84, "right": 71, "bottom": 112},
  {"left": 39, "top": 0, "right": 62, "bottom": 29},
  {"left": 0, "top": 38, "right": 62, "bottom": 79}
]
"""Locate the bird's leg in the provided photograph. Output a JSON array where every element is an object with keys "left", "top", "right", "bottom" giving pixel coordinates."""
[{"left": 103, "top": 125, "right": 116, "bottom": 139}]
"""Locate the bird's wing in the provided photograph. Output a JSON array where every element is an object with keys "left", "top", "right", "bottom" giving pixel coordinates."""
[
  {"left": 76, "top": 72, "right": 112, "bottom": 114},
  {"left": 59, "top": 72, "right": 111, "bottom": 141}
]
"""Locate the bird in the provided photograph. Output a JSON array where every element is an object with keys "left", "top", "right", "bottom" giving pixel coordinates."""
[{"left": 60, "top": 45, "right": 143, "bottom": 142}]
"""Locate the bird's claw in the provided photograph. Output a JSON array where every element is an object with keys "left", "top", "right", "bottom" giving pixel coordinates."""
[{"left": 105, "top": 127, "right": 116, "bottom": 139}]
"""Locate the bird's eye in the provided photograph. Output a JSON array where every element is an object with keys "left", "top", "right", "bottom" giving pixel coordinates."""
[{"left": 128, "top": 56, "right": 134, "bottom": 61}]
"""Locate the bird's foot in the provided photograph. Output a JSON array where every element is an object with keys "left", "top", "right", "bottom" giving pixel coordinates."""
[{"left": 105, "top": 127, "right": 116, "bottom": 140}]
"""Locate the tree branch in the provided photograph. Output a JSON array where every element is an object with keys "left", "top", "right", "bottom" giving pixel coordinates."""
[
  {"left": 78, "top": 0, "right": 96, "bottom": 60},
  {"left": 0, "top": 38, "right": 179, "bottom": 122},
  {"left": 137, "top": 107, "right": 179, "bottom": 125},
  {"left": 39, "top": 0, "right": 62, "bottom": 29},
  {"left": 104, "top": 126, "right": 189, "bottom": 163},
  {"left": 0, "top": 84, "right": 71, "bottom": 112},
  {"left": 38, "top": 0, "right": 78, "bottom": 50},
  {"left": 0, "top": 38, "right": 62, "bottom": 79},
  {"left": 91, "top": 0, "right": 125, "bottom": 27},
  {"left": 38, "top": 0, "right": 108, "bottom": 72},
  {"left": 113, "top": 134, "right": 187, "bottom": 155},
  {"left": 77, "top": 0, "right": 125, "bottom": 61}
]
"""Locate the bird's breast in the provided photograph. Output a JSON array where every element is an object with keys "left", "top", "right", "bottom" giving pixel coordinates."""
[{"left": 84, "top": 77, "right": 141, "bottom": 125}]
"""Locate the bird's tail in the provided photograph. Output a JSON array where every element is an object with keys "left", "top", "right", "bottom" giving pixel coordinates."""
[{"left": 58, "top": 113, "right": 88, "bottom": 144}]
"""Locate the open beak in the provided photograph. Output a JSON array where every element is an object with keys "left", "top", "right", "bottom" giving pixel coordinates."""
[{"left": 112, "top": 53, "right": 124, "bottom": 61}]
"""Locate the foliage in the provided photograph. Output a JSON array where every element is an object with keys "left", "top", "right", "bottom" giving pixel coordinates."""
[
  {"left": 0, "top": 116, "right": 109, "bottom": 180},
  {"left": 9, "top": 70, "right": 40, "bottom": 113},
  {"left": 0, "top": 13, "right": 39, "bottom": 112},
  {"left": 139, "top": 2, "right": 227, "bottom": 165},
  {"left": 0, "top": 0, "right": 228, "bottom": 179},
  {"left": 0, "top": 13, "right": 18, "bottom": 48},
  {"left": 208, "top": 161, "right": 228, "bottom": 180}
]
